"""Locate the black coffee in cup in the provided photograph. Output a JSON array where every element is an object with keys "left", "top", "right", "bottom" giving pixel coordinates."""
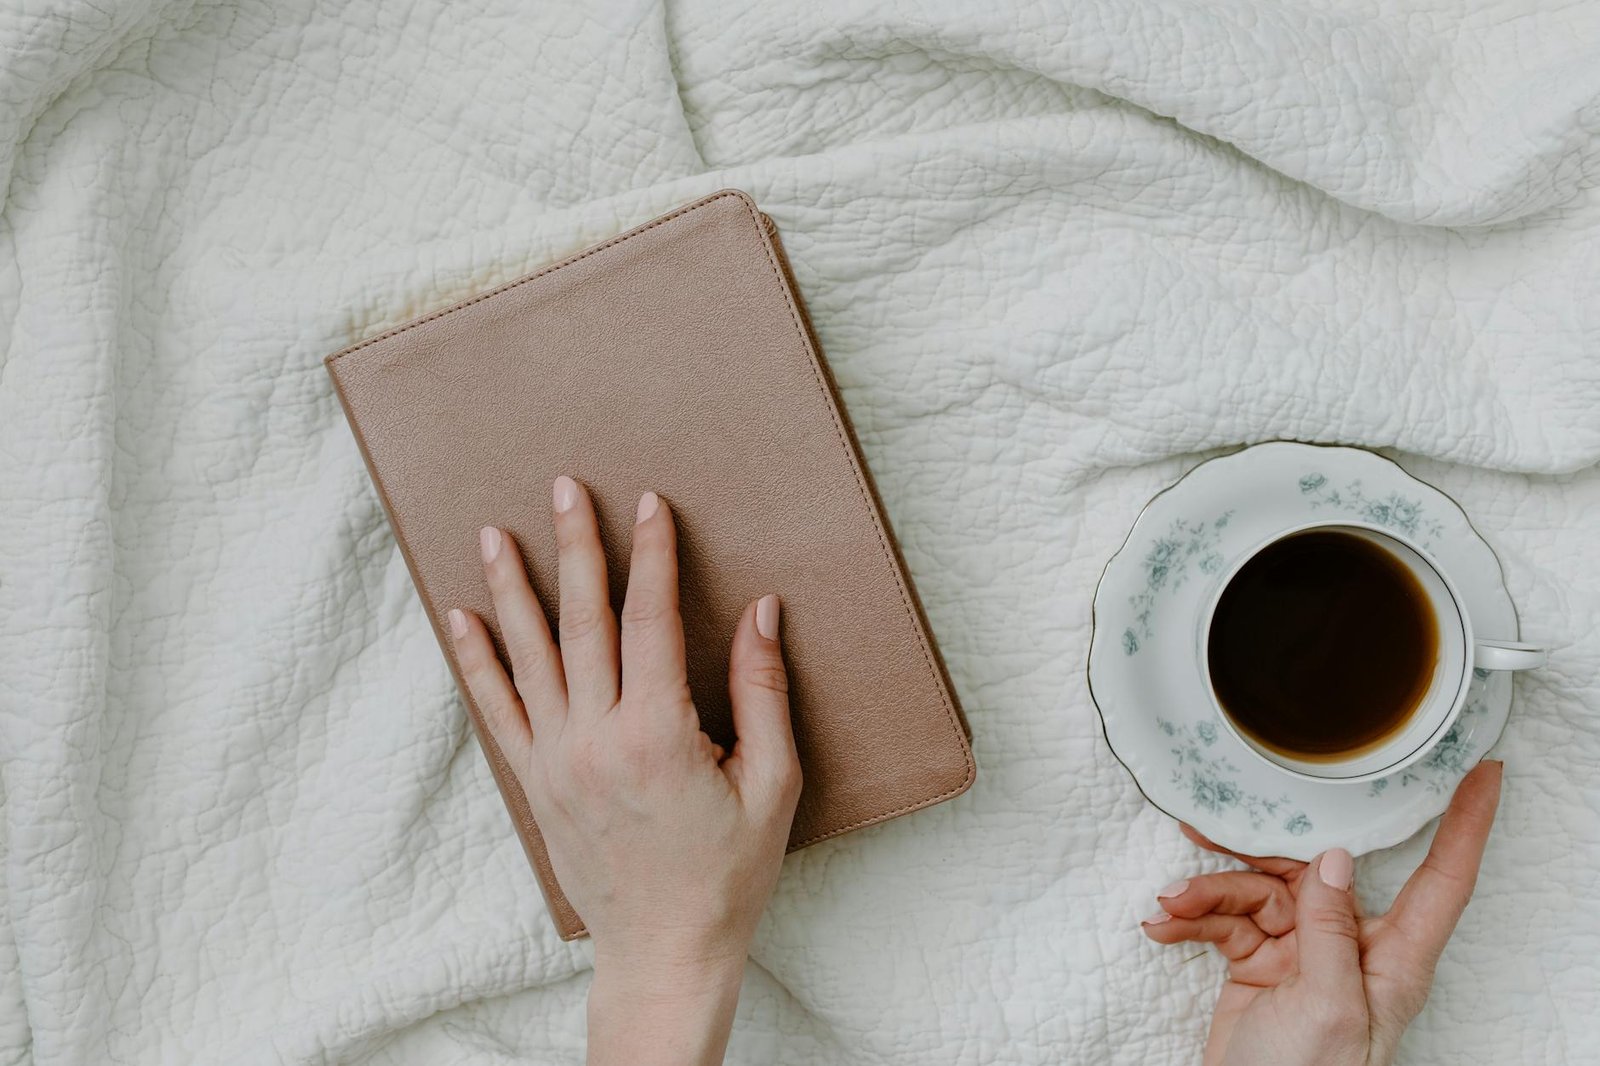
[{"left": 1207, "top": 529, "right": 1438, "bottom": 760}]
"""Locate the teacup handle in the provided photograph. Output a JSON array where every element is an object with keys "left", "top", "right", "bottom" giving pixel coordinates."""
[{"left": 1473, "top": 639, "right": 1548, "bottom": 671}]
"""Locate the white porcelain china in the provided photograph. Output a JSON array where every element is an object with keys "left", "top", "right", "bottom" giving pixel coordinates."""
[
  {"left": 1089, "top": 442, "right": 1532, "bottom": 859},
  {"left": 1198, "top": 520, "right": 1546, "bottom": 784}
]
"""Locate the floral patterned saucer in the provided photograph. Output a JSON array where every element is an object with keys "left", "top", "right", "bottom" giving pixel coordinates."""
[{"left": 1088, "top": 441, "right": 1518, "bottom": 859}]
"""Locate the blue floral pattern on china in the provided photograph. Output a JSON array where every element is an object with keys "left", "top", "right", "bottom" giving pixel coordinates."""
[
  {"left": 1368, "top": 671, "right": 1492, "bottom": 797},
  {"left": 1298, "top": 473, "right": 1444, "bottom": 548},
  {"left": 1122, "top": 511, "right": 1231, "bottom": 655},
  {"left": 1158, "top": 718, "right": 1313, "bottom": 834}
]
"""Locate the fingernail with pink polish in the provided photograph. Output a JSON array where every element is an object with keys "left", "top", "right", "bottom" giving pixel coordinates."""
[
  {"left": 636, "top": 491, "right": 659, "bottom": 524},
  {"left": 1141, "top": 910, "right": 1171, "bottom": 926},
  {"left": 1319, "top": 848, "right": 1354, "bottom": 891},
  {"left": 448, "top": 609, "right": 468, "bottom": 639},
  {"left": 553, "top": 475, "right": 578, "bottom": 514},
  {"left": 479, "top": 526, "right": 502, "bottom": 564},
  {"left": 756, "top": 595, "right": 780, "bottom": 640},
  {"left": 1157, "top": 879, "right": 1189, "bottom": 900}
]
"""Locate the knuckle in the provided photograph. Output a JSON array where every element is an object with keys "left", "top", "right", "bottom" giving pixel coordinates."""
[
  {"left": 473, "top": 691, "right": 510, "bottom": 730},
  {"left": 626, "top": 681, "right": 694, "bottom": 712},
  {"left": 620, "top": 593, "right": 672, "bottom": 630},
  {"left": 1308, "top": 905, "right": 1360, "bottom": 943},
  {"left": 1421, "top": 856, "right": 1477, "bottom": 898},
  {"left": 478, "top": 697, "right": 528, "bottom": 749},
  {"left": 559, "top": 600, "right": 610, "bottom": 643},
  {"left": 459, "top": 653, "right": 507, "bottom": 704},
  {"left": 553, "top": 512, "right": 590, "bottom": 551},
  {"left": 505, "top": 633, "right": 549, "bottom": 676},
  {"left": 740, "top": 661, "right": 790, "bottom": 696}
]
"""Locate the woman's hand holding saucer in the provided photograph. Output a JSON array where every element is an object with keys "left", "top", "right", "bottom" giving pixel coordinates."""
[{"left": 1143, "top": 760, "right": 1503, "bottom": 1066}]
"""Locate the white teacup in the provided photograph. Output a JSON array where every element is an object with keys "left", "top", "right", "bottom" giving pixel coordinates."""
[{"left": 1199, "top": 521, "right": 1545, "bottom": 783}]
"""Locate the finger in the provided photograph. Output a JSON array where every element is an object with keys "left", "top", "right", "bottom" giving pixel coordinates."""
[
  {"left": 1294, "top": 848, "right": 1366, "bottom": 1008},
  {"left": 1180, "top": 824, "right": 1308, "bottom": 879},
  {"left": 448, "top": 607, "right": 532, "bottom": 761},
  {"left": 619, "top": 492, "right": 691, "bottom": 707},
  {"left": 1387, "top": 760, "right": 1503, "bottom": 959},
  {"left": 722, "top": 596, "right": 801, "bottom": 810},
  {"left": 1157, "top": 871, "right": 1298, "bottom": 936},
  {"left": 478, "top": 526, "right": 565, "bottom": 730},
  {"left": 1141, "top": 911, "right": 1269, "bottom": 962},
  {"left": 1224, "top": 937, "right": 1299, "bottom": 991},
  {"left": 552, "top": 475, "right": 620, "bottom": 713}
]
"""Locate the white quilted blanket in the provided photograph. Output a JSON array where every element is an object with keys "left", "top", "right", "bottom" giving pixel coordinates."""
[{"left": 4, "top": 1, "right": 1598, "bottom": 1063}]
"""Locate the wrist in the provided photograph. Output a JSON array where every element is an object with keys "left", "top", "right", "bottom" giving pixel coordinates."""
[
  {"left": 587, "top": 942, "right": 748, "bottom": 1066},
  {"left": 592, "top": 917, "right": 754, "bottom": 990},
  {"left": 592, "top": 941, "right": 747, "bottom": 1003}
]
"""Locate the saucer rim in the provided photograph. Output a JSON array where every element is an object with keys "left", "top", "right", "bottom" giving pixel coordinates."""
[{"left": 1087, "top": 439, "right": 1520, "bottom": 859}]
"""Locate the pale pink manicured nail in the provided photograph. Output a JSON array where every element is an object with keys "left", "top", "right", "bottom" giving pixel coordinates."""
[
  {"left": 479, "top": 526, "right": 502, "bottom": 563},
  {"left": 1142, "top": 910, "right": 1172, "bottom": 926},
  {"left": 1319, "top": 848, "right": 1354, "bottom": 891},
  {"left": 448, "top": 609, "right": 468, "bottom": 639},
  {"left": 1157, "top": 879, "right": 1190, "bottom": 899},
  {"left": 636, "top": 491, "right": 659, "bottom": 524},
  {"left": 756, "top": 595, "right": 780, "bottom": 640},
  {"left": 553, "top": 475, "right": 578, "bottom": 514}
]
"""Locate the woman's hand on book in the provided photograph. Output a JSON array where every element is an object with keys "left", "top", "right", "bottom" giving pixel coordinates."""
[
  {"left": 450, "top": 476, "right": 802, "bottom": 1066},
  {"left": 1142, "top": 760, "right": 1502, "bottom": 1066}
]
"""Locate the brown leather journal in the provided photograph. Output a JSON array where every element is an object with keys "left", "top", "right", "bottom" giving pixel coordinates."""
[{"left": 325, "top": 190, "right": 975, "bottom": 940}]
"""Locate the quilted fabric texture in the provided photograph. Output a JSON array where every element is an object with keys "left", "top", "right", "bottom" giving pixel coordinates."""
[{"left": 2, "top": 1, "right": 1598, "bottom": 1063}]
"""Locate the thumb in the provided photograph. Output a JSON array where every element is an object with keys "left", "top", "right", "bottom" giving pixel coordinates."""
[
  {"left": 1295, "top": 849, "right": 1366, "bottom": 1010},
  {"left": 724, "top": 596, "right": 802, "bottom": 805}
]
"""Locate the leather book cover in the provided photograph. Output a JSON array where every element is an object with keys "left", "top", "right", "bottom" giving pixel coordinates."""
[{"left": 325, "top": 190, "right": 975, "bottom": 940}]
